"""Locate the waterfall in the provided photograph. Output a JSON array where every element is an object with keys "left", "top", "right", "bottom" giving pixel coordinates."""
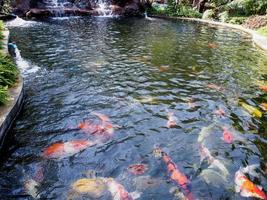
[
  {"left": 44, "top": 0, "right": 66, "bottom": 17},
  {"left": 96, "top": 0, "right": 113, "bottom": 17},
  {"left": 11, "top": 45, "right": 40, "bottom": 75},
  {"left": 5, "top": 16, "right": 37, "bottom": 27}
]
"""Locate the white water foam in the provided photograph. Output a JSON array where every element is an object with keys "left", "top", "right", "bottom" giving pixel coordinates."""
[
  {"left": 6, "top": 17, "right": 38, "bottom": 27},
  {"left": 14, "top": 47, "right": 40, "bottom": 76},
  {"left": 96, "top": 0, "right": 114, "bottom": 18}
]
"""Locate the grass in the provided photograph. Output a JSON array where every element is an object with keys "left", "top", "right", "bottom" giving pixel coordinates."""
[
  {"left": 0, "top": 20, "right": 19, "bottom": 104},
  {"left": 257, "top": 26, "right": 267, "bottom": 36}
]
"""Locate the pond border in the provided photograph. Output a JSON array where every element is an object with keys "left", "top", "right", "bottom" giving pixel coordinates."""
[
  {"left": 150, "top": 15, "right": 267, "bottom": 53},
  {"left": 0, "top": 28, "right": 24, "bottom": 148}
]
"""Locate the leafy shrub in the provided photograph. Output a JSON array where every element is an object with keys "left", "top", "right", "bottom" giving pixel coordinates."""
[
  {"left": 228, "top": 16, "right": 248, "bottom": 24},
  {"left": 175, "top": 5, "right": 202, "bottom": 18},
  {"left": 227, "top": 0, "right": 267, "bottom": 16}
]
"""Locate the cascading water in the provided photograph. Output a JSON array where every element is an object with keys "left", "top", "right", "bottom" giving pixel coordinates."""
[
  {"left": 96, "top": 0, "right": 114, "bottom": 17},
  {"left": 44, "top": 0, "right": 66, "bottom": 17},
  {"left": 13, "top": 46, "right": 40, "bottom": 75}
]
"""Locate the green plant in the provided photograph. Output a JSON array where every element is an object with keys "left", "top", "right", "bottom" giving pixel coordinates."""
[
  {"left": 176, "top": 5, "right": 202, "bottom": 18},
  {"left": 0, "top": 86, "right": 9, "bottom": 104},
  {"left": 257, "top": 26, "right": 267, "bottom": 36},
  {"left": 228, "top": 16, "right": 248, "bottom": 24}
]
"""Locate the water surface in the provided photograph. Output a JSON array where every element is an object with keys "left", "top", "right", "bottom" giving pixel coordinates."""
[{"left": 1, "top": 17, "right": 267, "bottom": 199}]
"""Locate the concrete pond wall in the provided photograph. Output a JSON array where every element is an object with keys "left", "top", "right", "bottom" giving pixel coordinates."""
[{"left": 0, "top": 29, "right": 24, "bottom": 148}]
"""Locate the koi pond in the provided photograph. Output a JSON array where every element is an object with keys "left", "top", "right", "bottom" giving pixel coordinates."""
[{"left": 1, "top": 17, "right": 267, "bottom": 199}]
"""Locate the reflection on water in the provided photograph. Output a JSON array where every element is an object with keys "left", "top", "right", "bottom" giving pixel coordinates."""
[{"left": 0, "top": 17, "right": 267, "bottom": 199}]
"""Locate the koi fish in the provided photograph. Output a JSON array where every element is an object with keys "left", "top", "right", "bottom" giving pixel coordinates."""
[
  {"left": 91, "top": 111, "right": 111, "bottom": 122},
  {"left": 43, "top": 140, "right": 93, "bottom": 159},
  {"left": 213, "top": 108, "right": 226, "bottom": 117},
  {"left": 239, "top": 102, "right": 262, "bottom": 118},
  {"left": 199, "top": 144, "right": 229, "bottom": 176},
  {"left": 260, "top": 103, "right": 267, "bottom": 111},
  {"left": 167, "top": 112, "right": 178, "bottom": 128},
  {"left": 155, "top": 148, "right": 194, "bottom": 200},
  {"left": 222, "top": 127, "right": 233, "bottom": 144},
  {"left": 71, "top": 178, "right": 107, "bottom": 198},
  {"left": 208, "top": 43, "right": 218, "bottom": 49},
  {"left": 78, "top": 121, "right": 114, "bottom": 137},
  {"left": 25, "top": 179, "right": 40, "bottom": 199},
  {"left": 207, "top": 83, "right": 223, "bottom": 92},
  {"left": 103, "top": 178, "right": 140, "bottom": 200},
  {"left": 159, "top": 65, "right": 169, "bottom": 72},
  {"left": 128, "top": 164, "right": 148, "bottom": 175},
  {"left": 235, "top": 169, "right": 267, "bottom": 199},
  {"left": 259, "top": 85, "right": 267, "bottom": 92}
]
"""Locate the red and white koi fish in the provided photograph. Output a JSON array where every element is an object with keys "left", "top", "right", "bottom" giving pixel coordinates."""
[
  {"left": 155, "top": 148, "right": 194, "bottom": 200},
  {"left": 25, "top": 179, "right": 40, "bottom": 199},
  {"left": 167, "top": 112, "right": 178, "bottom": 128},
  {"left": 235, "top": 167, "right": 267, "bottom": 199},
  {"left": 128, "top": 164, "right": 148, "bottom": 175},
  {"left": 199, "top": 144, "right": 229, "bottom": 176},
  {"left": 207, "top": 83, "right": 223, "bottom": 92},
  {"left": 43, "top": 140, "right": 93, "bottom": 159},
  {"left": 103, "top": 178, "right": 140, "bottom": 200},
  {"left": 213, "top": 108, "right": 226, "bottom": 117},
  {"left": 222, "top": 126, "right": 233, "bottom": 144}
]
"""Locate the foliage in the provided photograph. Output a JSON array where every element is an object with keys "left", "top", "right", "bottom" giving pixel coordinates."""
[
  {"left": 227, "top": 16, "right": 248, "bottom": 24},
  {"left": 0, "top": 0, "right": 12, "bottom": 14},
  {"left": 227, "top": 0, "right": 267, "bottom": 16},
  {"left": 175, "top": 5, "right": 202, "bottom": 18},
  {"left": 257, "top": 26, "right": 267, "bottom": 36},
  {"left": 0, "top": 20, "right": 19, "bottom": 105}
]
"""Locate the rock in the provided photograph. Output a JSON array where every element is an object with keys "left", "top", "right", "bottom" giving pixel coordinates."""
[{"left": 202, "top": 9, "right": 215, "bottom": 20}]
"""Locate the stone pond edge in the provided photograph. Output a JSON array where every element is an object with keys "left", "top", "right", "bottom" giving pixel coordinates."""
[
  {"left": 150, "top": 15, "right": 267, "bottom": 53},
  {"left": 0, "top": 28, "right": 24, "bottom": 148}
]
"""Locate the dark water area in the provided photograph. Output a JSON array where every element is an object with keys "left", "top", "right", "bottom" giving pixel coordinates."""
[{"left": 1, "top": 17, "right": 267, "bottom": 199}]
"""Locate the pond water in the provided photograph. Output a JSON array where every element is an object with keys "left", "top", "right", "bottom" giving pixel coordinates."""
[{"left": 1, "top": 17, "right": 267, "bottom": 199}]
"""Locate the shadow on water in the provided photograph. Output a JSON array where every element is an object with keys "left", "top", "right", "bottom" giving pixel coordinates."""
[{"left": 0, "top": 16, "right": 267, "bottom": 199}]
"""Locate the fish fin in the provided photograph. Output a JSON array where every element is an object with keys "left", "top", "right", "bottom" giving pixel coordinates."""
[
  {"left": 240, "top": 188, "right": 252, "bottom": 197},
  {"left": 130, "top": 191, "right": 141, "bottom": 199}
]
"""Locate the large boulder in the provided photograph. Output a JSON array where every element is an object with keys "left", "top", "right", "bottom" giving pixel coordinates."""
[{"left": 11, "top": 0, "right": 144, "bottom": 17}]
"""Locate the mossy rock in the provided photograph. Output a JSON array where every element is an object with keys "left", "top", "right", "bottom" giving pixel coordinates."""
[{"left": 202, "top": 9, "right": 215, "bottom": 20}]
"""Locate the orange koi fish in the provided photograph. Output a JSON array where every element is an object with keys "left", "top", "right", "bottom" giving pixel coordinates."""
[
  {"left": 78, "top": 121, "right": 114, "bottom": 137},
  {"left": 43, "top": 140, "right": 92, "bottom": 159},
  {"left": 235, "top": 169, "right": 267, "bottom": 199},
  {"left": 167, "top": 112, "right": 178, "bottom": 128},
  {"left": 222, "top": 127, "right": 233, "bottom": 144},
  {"left": 213, "top": 108, "right": 226, "bottom": 117},
  {"left": 259, "top": 85, "right": 267, "bottom": 92},
  {"left": 207, "top": 83, "right": 223, "bottom": 92},
  {"left": 208, "top": 43, "right": 218, "bottom": 49},
  {"left": 128, "top": 164, "right": 148, "bottom": 175},
  {"left": 260, "top": 103, "right": 267, "bottom": 111},
  {"left": 103, "top": 178, "right": 140, "bottom": 200},
  {"left": 155, "top": 148, "right": 194, "bottom": 200}
]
